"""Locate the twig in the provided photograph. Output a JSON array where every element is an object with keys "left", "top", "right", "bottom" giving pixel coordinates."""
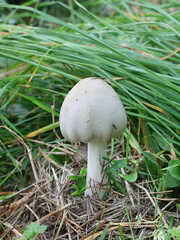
[
  {"left": 25, "top": 204, "right": 40, "bottom": 222},
  {"left": 135, "top": 183, "right": 168, "bottom": 226},
  {"left": 55, "top": 211, "right": 67, "bottom": 239},
  {"left": 36, "top": 203, "right": 71, "bottom": 223},
  {"left": 30, "top": 139, "right": 74, "bottom": 154},
  {"left": 83, "top": 223, "right": 155, "bottom": 240},
  {"left": 2, "top": 222, "right": 25, "bottom": 239},
  {"left": 81, "top": 219, "right": 108, "bottom": 240},
  {"left": 38, "top": 148, "right": 73, "bottom": 175},
  {"left": 0, "top": 179, "right": 46, "bottom": 201}
]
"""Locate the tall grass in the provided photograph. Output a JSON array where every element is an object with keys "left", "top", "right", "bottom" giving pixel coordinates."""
[{"left": 0, "top": 0, "right": 180, "bottom": 190}]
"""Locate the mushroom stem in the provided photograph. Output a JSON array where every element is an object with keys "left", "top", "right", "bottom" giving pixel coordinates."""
[{"left": 85, "top": 139, "right": 108, "bottom": 199}]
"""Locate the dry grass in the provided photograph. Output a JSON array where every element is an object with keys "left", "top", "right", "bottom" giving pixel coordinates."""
[{"left": 0, "top": 141, "right": 179, "bottom": 239}]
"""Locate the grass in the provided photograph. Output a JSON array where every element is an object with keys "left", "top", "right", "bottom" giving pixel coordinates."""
[{"left": 0, "top": 0, "right": 180, "bottom": 239}]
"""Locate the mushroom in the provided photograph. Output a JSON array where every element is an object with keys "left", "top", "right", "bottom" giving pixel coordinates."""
[{"left": 60, "top": 77, "right": 127, "bottom": 199}]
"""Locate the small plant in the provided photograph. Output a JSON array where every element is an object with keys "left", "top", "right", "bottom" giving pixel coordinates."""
[
  {"left": 164, "top": 160, "right": 180, "bottom": 189},
  {"left": 69, "top": 167, "right": 87, "bottom": 198},
  {"left": 14, "top": 222, "right": 47, "bottom": 240},
  {"left": 168, "top": 225, "right": 180, "bottom": 239}
]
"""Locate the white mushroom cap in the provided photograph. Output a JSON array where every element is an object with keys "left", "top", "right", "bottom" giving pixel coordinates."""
[{"left": 60, "top": 77, "right": 127, "bottom": 143}]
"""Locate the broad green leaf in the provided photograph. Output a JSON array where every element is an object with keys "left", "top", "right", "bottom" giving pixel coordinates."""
[
  {"left": 71, "top": 191, "right": 79, "bottom": 196},
  {"left": 77, "top": 176, "right": 86, "bottom": 189},
  {"left": 107, "top": 160, "right": 127, "bottom": 173},
  {"left": 80, "top": 167, "right": 87, "bottom": 176},
  {"left": 23, "top": 222, "right": 47, "bottom": 238},
  {"left": 72, "top": 184, "right": 79, "bottom": 191},
  {"left": 165, "top": 160, "right": 180, "bottom": 188},
  {"left": 123, "top": 171, "right": 138, "bottom": 182},
  {"left": 16, "top": 92, "right": 59, "bottom": 117},
  {"left": 69, "top": 175, "right": 79, "bottom": 181}
]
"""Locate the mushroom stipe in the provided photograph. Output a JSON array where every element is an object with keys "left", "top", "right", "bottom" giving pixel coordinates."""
[{"left": 60, "top": 77, "right": 127, "bottom": 199}]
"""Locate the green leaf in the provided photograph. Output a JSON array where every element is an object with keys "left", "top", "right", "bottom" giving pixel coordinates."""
[
  {"left": 107, "top": 160, "right": 127, "bottom": 173},
  {"left": 69, "top": 175, "right": 79, "bottom": 180},
  {"left": 107, "top": 172, "right": 127, "bottom": 195},
  {"left": 36, "top": 224, "right": 48, "bottom": 234},
  {"left": 166, "top": 160, "right": 180, "bottom": 181},
  {"left": 143, "top": 151, "right": 161, "bottom": 178},
  {"left": 168, "top": 228, "right": 180, "bottom": 239},
  {"left": 99, "top": 222, "right": 111, "bottom": 240},
  {"left": 118, "top": 224, "right": 125, "bottom": 240},
  {"left": 0, "top": 113, "right": 23, "bottom": 137},
  {"left": 165, "top": 171, "right": 180, "bottom": 188},
  {"left": 80, "top": 187, "right": 86, "bottom": 194},
  {"left": 152, "top": 132, "right": 170, "bottom": 151},
  {"left": 77, "top": 176, "right": 86, "bottom": 189},
  {"left": 23, "top": 222, "right": 47, "bottom": 238},
  {"left": 16, "top": 92, "right": 59, "bottom": 117},
  {"left": 165, "top": 160, "right": 180, "bottom": 188},
  {"left": 72, "top": 184, "right": 79, "bottom": 191},
  {"left": 71, "top": 191, "right": 79, "bottom": 196},
  {"left": 123, "top": 171, "right": 137, "bottom": 183},
  {"left": 0, "top": 192, "right": 14, "bottom": 201},
  {"left": 80, "top": 167, "right": 87, "bottom": 176}
]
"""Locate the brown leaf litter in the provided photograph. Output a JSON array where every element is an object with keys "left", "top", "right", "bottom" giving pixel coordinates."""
[
  {"left": 0, "top": 155, "right": 179, "bottom": 240},
  {"left": 0, "top": 128, "right": 179, "bottom": 239}
]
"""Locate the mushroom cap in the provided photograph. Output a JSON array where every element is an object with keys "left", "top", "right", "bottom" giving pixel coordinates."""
[{"left": 60, "top": 77, "right": 127, "bottom": 143}]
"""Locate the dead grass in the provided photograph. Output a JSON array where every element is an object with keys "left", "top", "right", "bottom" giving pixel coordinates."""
[{"left": 0, "top": 145, "right": 179, "bottom": 240}]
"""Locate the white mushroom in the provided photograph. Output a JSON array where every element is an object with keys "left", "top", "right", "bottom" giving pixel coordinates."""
[{"left": 60, "top": 77, "right": 127, "bottom": 199}]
